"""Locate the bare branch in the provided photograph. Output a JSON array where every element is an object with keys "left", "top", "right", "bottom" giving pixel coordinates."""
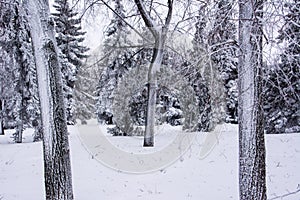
[
  {"left": 105, "top": 43, "right": 153, "bottom": 49},
  {"left": 171, "top": 0, "right": 190, "bottom": 33},
  {"left": 165, "top": 0, "right": 173, "bottom": 27},
  {"left": 100, "top": 0, "right": 152, "bottom": 43},
  {"left": 134, "top": 0, "right": 158, "bottom": 36},
  {"left": 79, "top": 0, "right": 102, "bottom": 19},
  {"left": 268, "top": 188, "right": 300, "bottom": 200},
  {"left": 151, "top": 6, "right": 164, "bottom": 25}
]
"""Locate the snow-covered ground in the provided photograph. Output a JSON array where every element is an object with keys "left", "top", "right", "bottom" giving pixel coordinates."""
[{"left": 0, "top": 123, "right": 299, "bottom": 200}]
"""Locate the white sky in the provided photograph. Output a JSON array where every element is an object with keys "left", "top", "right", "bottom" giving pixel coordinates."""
[
  {"left": 48, "top": 0, "right": 287, "bottom": 64},
  {"left": 49, "top": 0, "right": 108, "bottom": 52}
]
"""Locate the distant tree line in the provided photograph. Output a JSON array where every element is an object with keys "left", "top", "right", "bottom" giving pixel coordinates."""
[{"left": 0, "top": 0, "right": 299, "bottom": 143}]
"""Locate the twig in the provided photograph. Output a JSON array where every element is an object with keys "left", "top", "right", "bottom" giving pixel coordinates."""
[{"left": 268, "top": 188, "right": 300, "bottom": 200}]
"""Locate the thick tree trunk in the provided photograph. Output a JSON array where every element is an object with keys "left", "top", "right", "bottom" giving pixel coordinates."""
[
  {"left": 238, "top": 0, "right": 267, "bottom": 199},
  {"left": 25, "top": 0, "right": 74, "bottom": 199},
  {"left": 0, "top": 99, "right": 3, "bottom": 135}
]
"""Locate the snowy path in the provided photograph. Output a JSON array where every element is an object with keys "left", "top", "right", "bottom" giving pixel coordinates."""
[
  {"left": 76, "top": 123, "right": 222, "bottom": 173},
  {"left": 71, "top": 123, "right": 239, "bottom": 200}
]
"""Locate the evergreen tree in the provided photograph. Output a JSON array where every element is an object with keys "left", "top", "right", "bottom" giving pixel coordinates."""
[
  {"left": 0, "top": 0, "right": 41, "bottom": 141},
  {"left": 52, "top": 0, "right": 89, "bottom": 125},
  {"left": 192, "top": 2, "right": 224, "bottom": 131},
  {"left": 264, "top": 0, "right": 300, "bottom": 133},
  {"left": 192, "top": 4, "right": 209, "bottom": 67},
  {"left": 0, "top": 0, "right": 16, "bottom": 133},
  {"left": 16, "top": 1, "right": 42, "bottom": 142},
  {"left": 74, "top": 64, "right": 98, "bottom": 124},
  {"left": 208, "top": 0, "right": 238, "bottom": 123},
  {"left": 96, "top": 0, "right": 134, "bottom": 124},
  {"left": 191, "top": 4, "right": 210, "bottom": 131}
]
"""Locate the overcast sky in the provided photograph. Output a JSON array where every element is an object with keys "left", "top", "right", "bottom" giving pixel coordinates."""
[{"left": 49, "top": 0, "right": 107, "bottom": 52}]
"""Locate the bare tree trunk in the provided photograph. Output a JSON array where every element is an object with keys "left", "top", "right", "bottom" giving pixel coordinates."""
[
  {"left": 15, "top": 96, "right": 24, "bottom": 143},
  {"left": 134, "top": 0, "right": 173, "bottom": 147},
  {"left": 24, "top": 0, "right": 74, "bottom": 199},
  {"left": 15, "top": 37, "right": 26, "bottom": 143},
  {"left": 144, "top": 39, "right": 164, "bottom": 146},
  {"left": 238, "top": 0, "right": 267, "bottom": 199},
  {"left": 0, "top": 99, "right": 3, "bottom": 135}
]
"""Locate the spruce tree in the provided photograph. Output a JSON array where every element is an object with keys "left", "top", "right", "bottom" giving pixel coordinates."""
[
  {"left": 192, "top": 3, "right": 224, "bottom": 131},
  {"left": 191, "top": 4, "right": 210, "bottom": 131},
  {"left": 192, "top": 4, "right": 209, "bottom": 70},
  {"left": 19, "top": 1, "right": 42, "bottom": 142},
  {"left": 208, "top": 0, "right": 238, "bottom": 123},
  {"left": 264, "top": 0, "right": 300, "bottom": 133},
  {"left": 73, "top": 64, "right": 98, "bottom": 124},
  {"left": 0, "top": 0, "right": 41, "bottom": 141},
  {"left": 52, "top": 0, "right": 89, "bottom": 125},
  {"left": 0, "top": 0, "right": 16, "bottom": 133},
  {"left": 96, "top": 0, "right": 133, "bottom": 124}
]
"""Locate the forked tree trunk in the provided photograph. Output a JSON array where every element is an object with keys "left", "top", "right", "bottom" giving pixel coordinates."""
[
  {"left": 238, "top": 0, "right": 267, "bottom": 199},
  {"left": 24, "top": 0, "right": 74, "bottom": 199},
  {"left": 134, "top": 0, "right": 173, "bottom": 147}
]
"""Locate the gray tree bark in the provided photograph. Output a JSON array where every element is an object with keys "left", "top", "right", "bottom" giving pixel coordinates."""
[
  {"left": 14, "top": 73, "right": 24, "bottom": 143},
  {"left": 134, "top": 0, "right": 173, "bottom": 147},
  {"left": 15, "top": 35, "right": 26, "bottom": 143},
  {"left": 238, "top": 0, "right": 267, "bottom": 199},
  {"left": 24, "top": 0, "right": 74, "bottom": 199},
  {"left": 144, "top": 39, "right": 164, "bottom": 146},
  {"left": 0, "top": 99, "right": 3, "bottom": 135}
]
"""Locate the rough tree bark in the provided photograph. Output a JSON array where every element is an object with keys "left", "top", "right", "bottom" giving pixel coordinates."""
[
  {"left": 24, "top": 0, "right": 74, "bottom": 199},
  {"left": 238, "top": 0, "right": 267, "bottom": 199},
  {"left": 134, "top": 0, "right": 173, "bottom": 147},
  {"left": 15, "top": 32, "right": 26, "bottom": 143},
  {"left": 0, "top": 99, "right": 3, "bottom": 135},
  {"left": 14, "top": 63, "right": 25, "bottom": 143}
]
